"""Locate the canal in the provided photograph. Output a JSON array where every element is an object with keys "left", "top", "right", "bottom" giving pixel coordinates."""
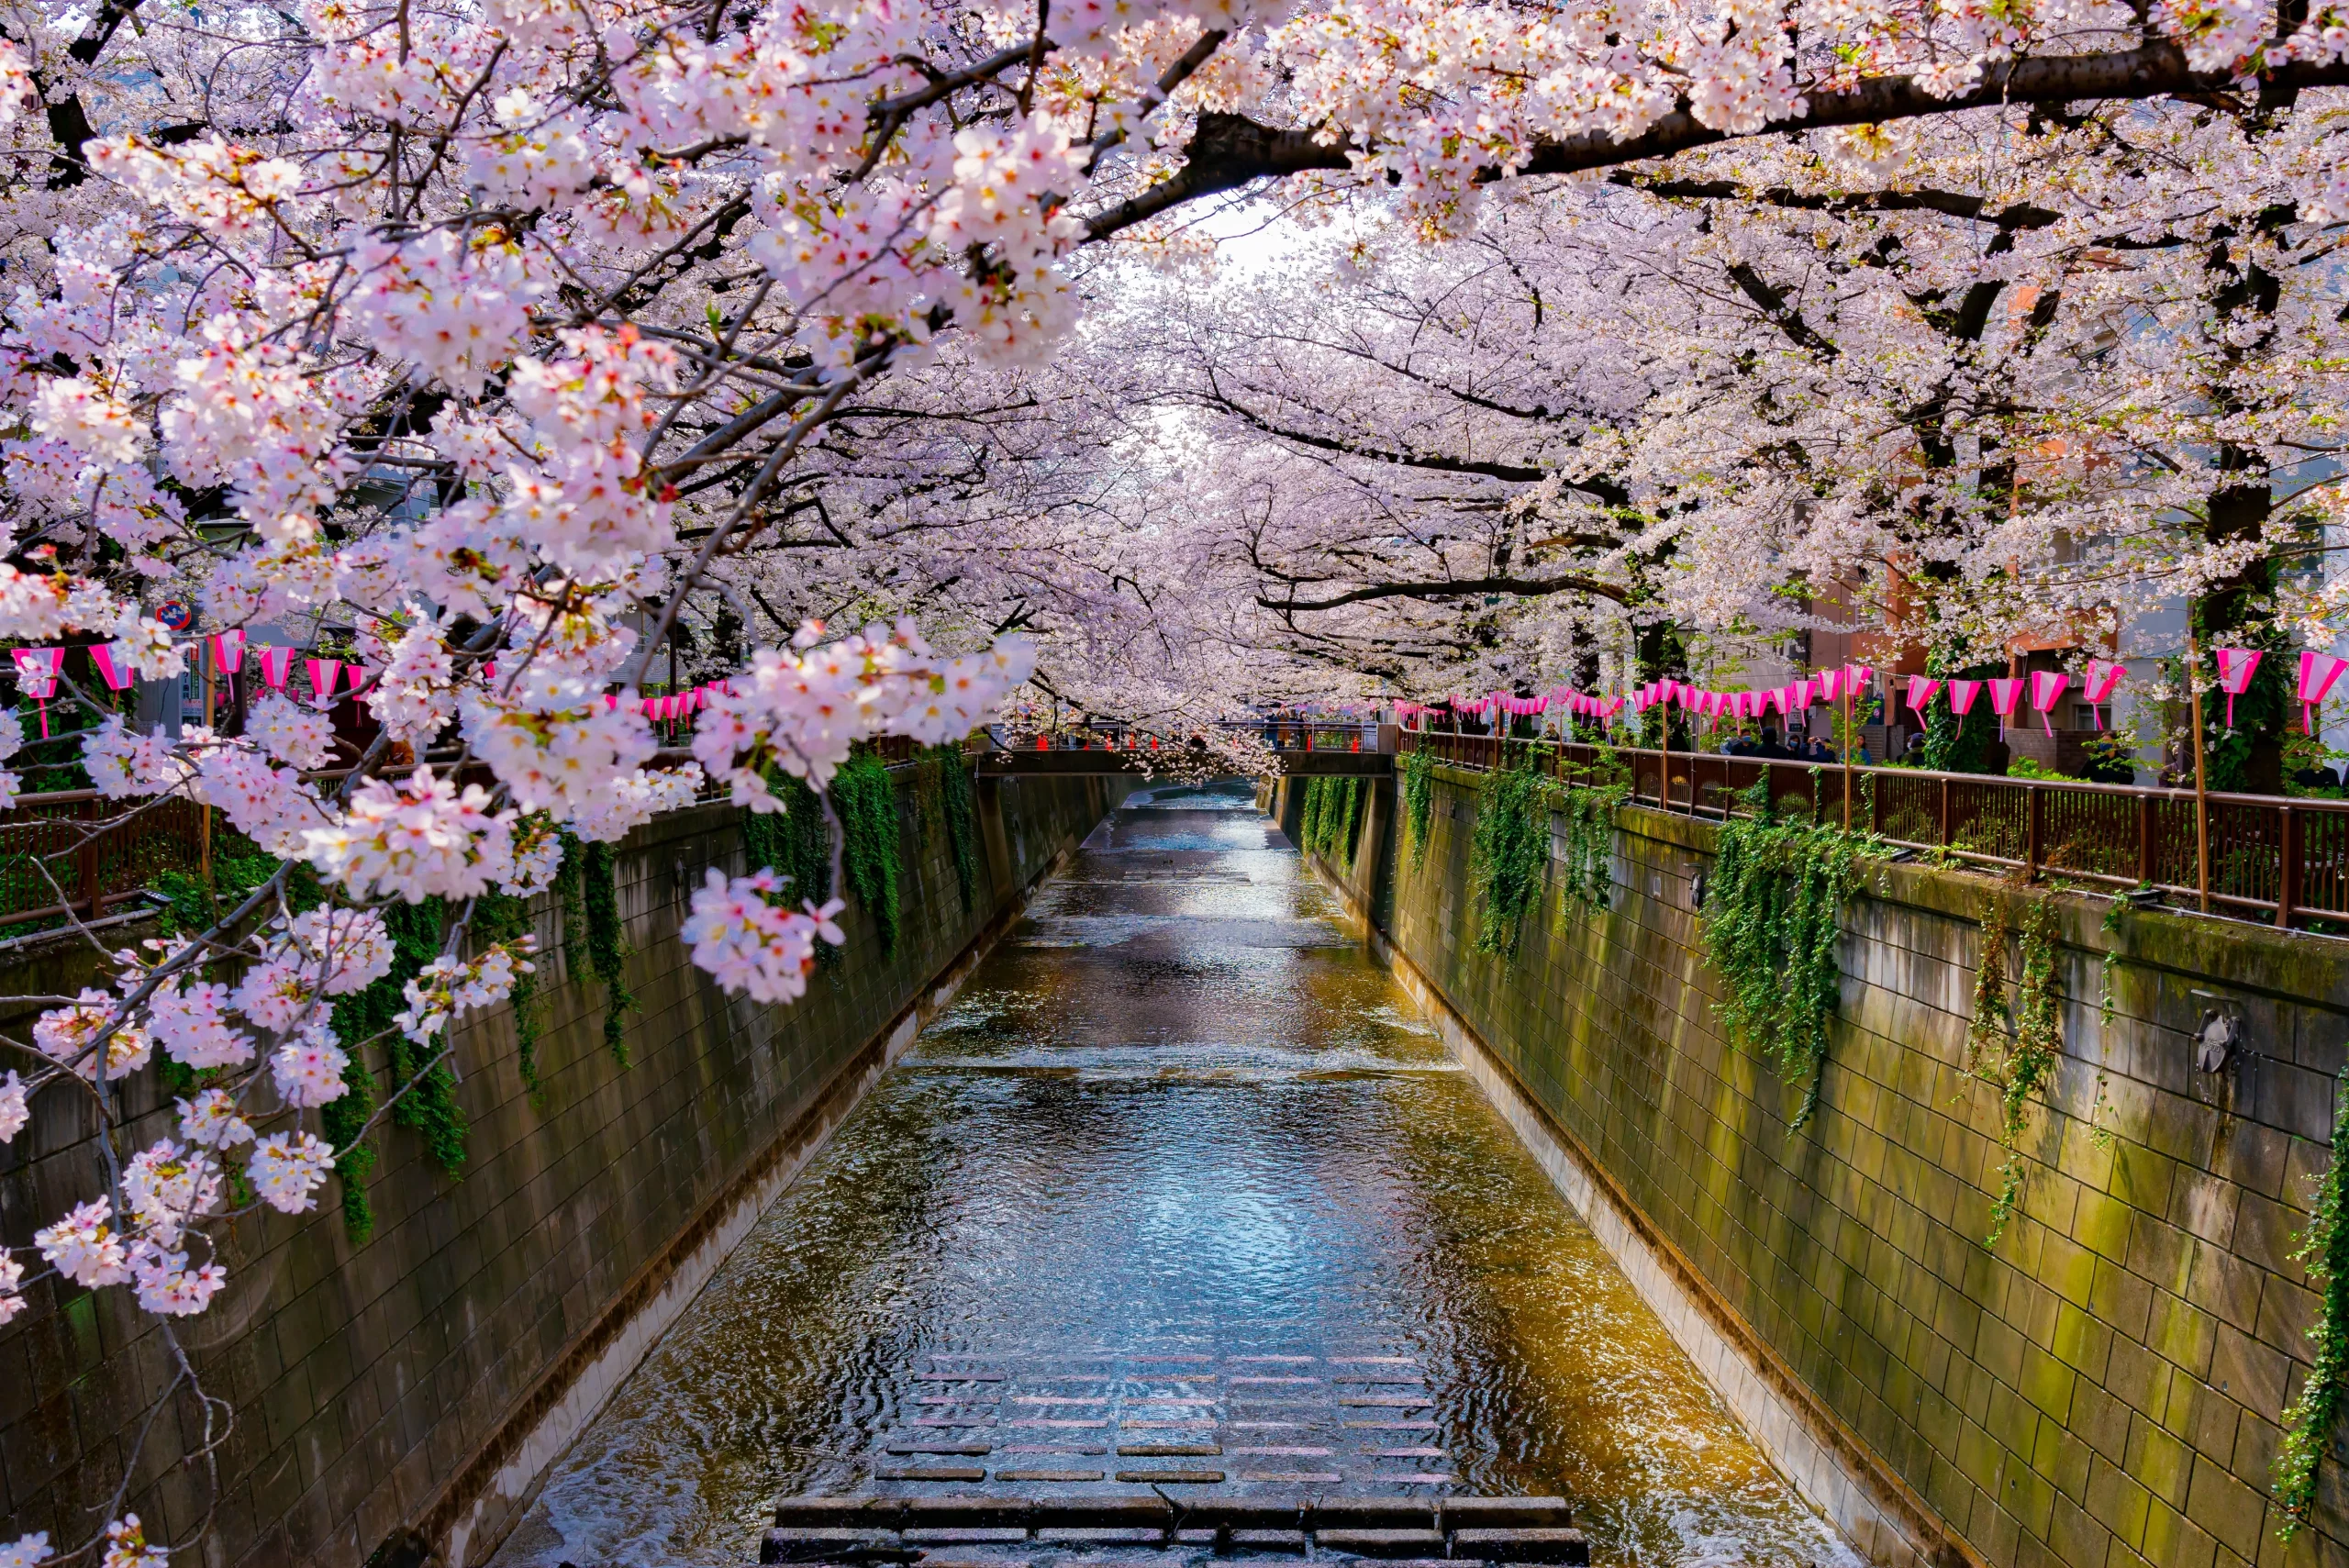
[{"left": 491, "top": 784, "right": 1858, "bottom": 1568}]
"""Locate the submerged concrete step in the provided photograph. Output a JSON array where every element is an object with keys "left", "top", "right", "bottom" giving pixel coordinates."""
[
  {"left": 772, "top": 1495, "right": 1574, "bottom": 1531},
  {"left": 1314, "top": 1529, "right": 1446, "bottom": 1556},
  {"left": 763, "top": 1493, "right": 1581, "bottom": 1561},
  {"left": 1452, "top": 1528, "right": 1589, "bottom": 1563}
]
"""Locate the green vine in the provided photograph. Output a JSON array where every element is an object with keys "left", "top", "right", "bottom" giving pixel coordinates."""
[
  {"left": 833, "top": 748, "right": 904, "bottom": 954},
  {"left": 357, "top": 899, "right": 470, "bottom": 1185},
  {"left": 1400, "top": 746, "right": 1435, "bottom": 868},
  {"left": 2097, "top": 891, "right": 2139, "bottom": 1030},
  {"left": 580, "top": 841, "right": 635, "bottom": 1066},
  {"left": 740, "top": 771, "right": 840, "bottom": 967},
  {"left": 1298, "top": 774, "right": 1360, "bottom": 864},
  {"left": 1552, "top": 755, "right": 1628, "bottom": 922},
  {"left": 2277, "top": 1064, "right": 2349, "bottom": 1539},
  {"left": 317, "top": 1039, "right": 380, "bottom": 1241},
  {"left": 473, "top": 887, "right": 548, "bottom": 1097},
  {"left": 152, "top": 827, "right": 463, "bottom": 1241},
  {"left": 934, "top": 744, "right": 981, "bottom": 910},
  {"left": 1965, "top": 890, "right": 2065, "bottom": 1248},
  {"left": 1701, "top": 783, "right": 1868, "bottom": 1131},
  {"left": 1467, "top": 760, "right": 1549, "bottom": 958}
]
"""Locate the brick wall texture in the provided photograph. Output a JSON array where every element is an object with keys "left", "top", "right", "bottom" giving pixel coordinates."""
[
  {"left": 0, "top": 765, "right": 1121, "bottom": 1568},
  {"left": 1309, "top": 762, "right": 2349, "bottom": 1568}
]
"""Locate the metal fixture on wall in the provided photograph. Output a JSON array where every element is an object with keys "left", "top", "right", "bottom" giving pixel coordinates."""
[{"left": 2188, "top": 990, "right": 2243, "bottom": 1073}]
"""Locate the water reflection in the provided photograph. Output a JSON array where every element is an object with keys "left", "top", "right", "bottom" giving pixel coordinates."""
[{"left": 493, "top": 781, "right": 1856, "bottom": 1568}]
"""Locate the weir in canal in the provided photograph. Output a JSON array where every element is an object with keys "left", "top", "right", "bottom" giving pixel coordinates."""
[{"left": 489, "top": 783, "right": 1858, "bottom": 1568}]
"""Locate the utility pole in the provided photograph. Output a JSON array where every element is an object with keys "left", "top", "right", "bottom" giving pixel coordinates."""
[
  {"left": 2188, "top": 627, "right": 2211, "bottom": 914},
  {"left": 1842, "top": 673, "right": 1854, "bottom": 832},
  {"left": 200, "top": 639, "right": 215, "bottom": 882}
]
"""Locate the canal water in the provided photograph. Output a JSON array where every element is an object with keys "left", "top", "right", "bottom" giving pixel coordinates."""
[{"left": 492, "top": 784, "right": 1856, "bottom": 1568}]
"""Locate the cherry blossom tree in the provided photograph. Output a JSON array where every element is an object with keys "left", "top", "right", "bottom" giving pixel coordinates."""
[{"left": 6, "top": 0, "right": 2349, "bottom": 1547}]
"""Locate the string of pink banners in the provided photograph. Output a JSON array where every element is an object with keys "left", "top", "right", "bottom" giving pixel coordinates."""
[
  {"left": 1397, "top": 649, "right": 2349, "bottom": 740},
  {"left": 6, "top": 631, "right": 381, "bottom": 738},
  {"left": 6, "top": 634, "right": 741, "bottom": 739}
]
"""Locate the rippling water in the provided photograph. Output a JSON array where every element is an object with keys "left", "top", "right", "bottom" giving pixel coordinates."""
[{"left": 492, "top": 782, "right": 1857, "bottom": 1568}]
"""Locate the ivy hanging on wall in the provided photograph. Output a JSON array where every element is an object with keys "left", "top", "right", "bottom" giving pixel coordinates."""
[
  {"left": 1701, "top": 784, "right": 1868, "bottom": 1131},
  {"left": 579, "top": 840, "right": 636, "bottom": 1065},
  {"left": 317, "top": 1039, "right": 380, "bottom": 1241},
  {"left": 1297, "top": 774, "right": 1363, "bottom": 866},
  {"left": 1467, "top": 761, "right": 1549, "bottom": 958},
  {"left": 1550, "top": 787, "right": 1617, "bottom": 922},
  {"left": 154, "top": 828, "right": 475, "bottom": 1241},
  {"left": 934, "top": 743, "right": 982, "bottom": 910},
  {"left": 1551, "top": 756, "right": 1629, "bottom": 923},
  {"left": 1964, "top": 889, "right": 2065, "bottom": 1248},
  {"left": 1333, "top": 776, "right": 1363, "bottom": 866},
  {"left": 740, "top": 770, "right": 840, "bottom": 967},
  {"left": 1400, "top": 746, "right": 1435, "bottom": 868},
  {"left": 472, "top": 887, "right": 549, "bottom": 1097},
  {"left": 2277, "top": 1064, "right": 2349, "bottom": 1540},
  {"left": 834, "top": 748, "right": 905, "bottom": 954},
  {"left": 324, "top": 896, "right": 472, "bottom": 1239}
]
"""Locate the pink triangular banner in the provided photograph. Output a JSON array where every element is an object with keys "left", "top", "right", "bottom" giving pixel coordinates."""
[{"left": 2029, "top": 671, "right": 2069, "bottom": 736}]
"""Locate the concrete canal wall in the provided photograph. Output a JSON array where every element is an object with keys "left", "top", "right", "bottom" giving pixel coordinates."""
[
  {"left": 1276, "top": 764, "right": 2349, "bottom": 1568},
  {"left": 0, "top": 766, "right": 1130, "bottom": 1568}
]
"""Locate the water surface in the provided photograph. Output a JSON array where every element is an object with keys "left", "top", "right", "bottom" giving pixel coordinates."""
[{"left": 494, "top": 782, "right": 1856, "bottom": 1568}]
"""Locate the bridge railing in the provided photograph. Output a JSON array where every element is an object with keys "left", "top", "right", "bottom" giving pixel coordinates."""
[{"left": 1399, "top": 729, "right": 2349, "bottom": 932}]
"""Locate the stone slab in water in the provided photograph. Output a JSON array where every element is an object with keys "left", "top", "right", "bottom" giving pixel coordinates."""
[
  {"left": 1232, "top": 1529, "right": 1308, "bottom": 1551},
  {"left": 1035, "top": 1527, "right": 1159, "bottom": 1541},
  {"left": 759, "top": 1528, "right": 900, "bottom": 1564},
  {"left": 1437, "top": 1499, "right": 1573, "bottom": 1527},
  {"left": 1315, "top": 1529, "right": 1445, "bottom": 1556},
  {"left": 877, "top": 1466, "right": 987, "bottom": 1482},
  {"left": 1115, "top": 1443, "right": 1220, "bottom": 1456},
  {"left": 1113, "top": 1469, "right": 1225, "bottom": 1484},
  {"left": 1450, "top": 1527, "right": 1589, "bottom": 1564},
  {"left": 996, "top": 1470, "right": 1108, "bottom": 1483}
]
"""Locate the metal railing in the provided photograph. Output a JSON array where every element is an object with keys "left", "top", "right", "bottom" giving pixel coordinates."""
[
  {"left": 989, "top": 720, "right": 1387, "bottom": 754},
  {"left": 0, "top": 739, "right": 981, "bottom": 931},
  {"left": 1402, "top": 730, "right": 2349, "bottom": 932},
  {"left": 0, "top": 792, "right": 208, "bottom": 929}
]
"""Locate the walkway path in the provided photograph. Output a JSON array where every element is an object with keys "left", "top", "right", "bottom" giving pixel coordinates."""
[{"left": 491, "top": 784, "right": 1856, "bottom": 1568}]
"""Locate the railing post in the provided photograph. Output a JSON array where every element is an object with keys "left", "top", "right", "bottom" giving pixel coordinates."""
[
  {"left": 78, "top": 795, "right": 102, "bottom": 919},
  {"left": 2137, "top": 794, "right": 2155, "bottom": 885},
  {"left": 2278, "top": 805, "right": 2299, "bottom": 929},
  {"left": 2026, "top": 785, "right": 2043, "bottom": 882},
  {"left": 1939, "top": 777, "right": 1952, "bottom": 851}
]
